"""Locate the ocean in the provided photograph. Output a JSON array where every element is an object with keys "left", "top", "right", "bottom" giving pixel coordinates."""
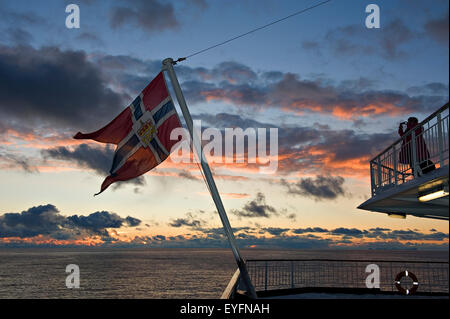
[{"left": 0, "top": 248, "right": 447, "bottom": 299}]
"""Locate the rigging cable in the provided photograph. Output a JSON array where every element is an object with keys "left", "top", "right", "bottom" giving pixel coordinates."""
[{"left": 174, "top": 0, "right": 333, "bottom": 63}]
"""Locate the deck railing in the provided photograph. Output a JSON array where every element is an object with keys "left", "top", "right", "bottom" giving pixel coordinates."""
[
  {"left": 370, "top": 103, "right": 449, "bottom": 197},
  {"left": 246, "top": 259, "right": 449, "bottom": 294}
]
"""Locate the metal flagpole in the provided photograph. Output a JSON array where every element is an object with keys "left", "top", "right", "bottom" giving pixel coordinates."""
[{"left": 162, "top": 58, "right": 257, "bottom": 299}]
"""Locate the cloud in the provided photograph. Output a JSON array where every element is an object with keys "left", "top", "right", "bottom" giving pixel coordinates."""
[
  {"left": 424, "top": 12, "right": 449, "bottom": 45},
  {"left": 1, "top": 211, "right": 447, "bottom": 249},
  {"left": 378, "top": 19, "right": 415, "bottom": 59},
  {"left": 1, "top": 49, "right": 446, "bottom": 179},
  {"left": 183, "top": 72, "right": 445, "bottom": 120},
  {"left": 407, "top": 82, "right": 449, "bottom": 96},
  {"left": 125, "top": 216, "right": 141, "bottom": 227},
  {"left": 0, "top": 204, "right": 64, "bottom": 238},
  {"left": 330, "top": 227, "right": 366, "bottom": 237},
  {"left": 263, "top": 227, "right": 289, "bottom": 236},
  {"left": 305, "top": 19, "right": 415, "bottom": 61},
  {"left": 232, "top": 192, "right": 278, "bottom": 218},
  {"left": 177, "top": 169, "right": 199, "bottom": 181},
  {"left": 0, "top": 7, "right": 46, "bottom": 26},
  {"left": 168, "top": 212, "right": 206, "bottom": 229},
  {"left": 0, "top": 45, "right": 126, "bottom": 132},
  {"left": 87, "top": 54, "right": 447, "bottom": 121},
  {"left": 67, "top": 211, "right": 140, "bottom": 237},
  {"left": 0, "top": 204, "right": 141, "bottom": 239},
  {"left": 281, "top": 175, "right": 346, "bottom": 200},
  {"left": 87, "top": 53, "right": 446, "bottom": 121},
  {"left": 42, "top": 144, "right": 114, "bottom": 175},
  {"left": 110, "top": 0, "right": 179, "bottom": 33},
  {"left": 193, "top": 112, "right": 397, "bottom": 176},
  {"left": 76, "top": 32, "right": 104, "bottom": 46},
  {"left": 42, "top": 144, "right": 145, "bottom": 186},
  {"left": 2, "top": 27, "right": 33, "bottom": 45},
  {"left": 0, "top": 148, "right": 38, "bottom": 173},
  {"left": 292, "top": 227, "right": 329, "bottom": 234}
]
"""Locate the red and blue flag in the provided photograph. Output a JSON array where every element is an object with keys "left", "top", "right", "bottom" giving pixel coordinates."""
[{"left": 74, "top": 72, "right": 182, "bottom": 195}]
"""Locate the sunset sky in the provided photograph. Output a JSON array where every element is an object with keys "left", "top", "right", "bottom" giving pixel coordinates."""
[{"left": 0, "top": 0, "right": 448, "bottom": 249}]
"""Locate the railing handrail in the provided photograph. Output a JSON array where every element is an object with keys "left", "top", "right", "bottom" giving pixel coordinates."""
[
  {"left": 247, "top": 259, "right": 449, "bottom": 264},
  {"left": 369, "top": 162, "right": 412, "bottom": 177},
  {"left": 370, "top": 102, "right": 449, "bottom": 162}
]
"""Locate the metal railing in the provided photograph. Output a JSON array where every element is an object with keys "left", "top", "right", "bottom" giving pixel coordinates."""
[
  {"left": 370, "top": 103, "right": 449, "bottom": 196},
  {"left": 246, "top": 259, "right": 449, "bottom": 294}
]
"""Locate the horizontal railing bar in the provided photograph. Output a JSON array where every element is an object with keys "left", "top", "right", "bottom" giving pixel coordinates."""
[
  {"left": 246, "top": 259, "right": 449, "bottom": 264},
  {"left": 369, "top": 162, "right": 412, "bottom": 176}
]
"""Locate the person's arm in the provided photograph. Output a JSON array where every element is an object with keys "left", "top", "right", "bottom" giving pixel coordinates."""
[{"left": 398, "top": 123, "right": 404, "bottom": 137}]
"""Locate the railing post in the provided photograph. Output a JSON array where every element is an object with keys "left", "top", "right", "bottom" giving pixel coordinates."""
[
  {"left": 411, "top": 130, "right": 418, "bottom": 178},
  {"left": 264, "top": 261, "right": 268, "bottom": 291},
  {"left": 377, "top": 156, "right": 382, "bottom": 187},
  {"left": 370, "top": 161, "right": 375, "bottom": 196},
  {"left": 393, "top": 145, "right": 398, "bottom": 185},
  {"left": 437, "top": 113, "right": 444, "bottom": 167},
  {"left": 290, "top": 261, "right": 294, "bottom": 289}
]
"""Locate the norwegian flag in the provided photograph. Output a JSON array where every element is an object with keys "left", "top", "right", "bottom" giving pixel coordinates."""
[{"left": 74, "top": 72, "right": 182, "bottom": 195}]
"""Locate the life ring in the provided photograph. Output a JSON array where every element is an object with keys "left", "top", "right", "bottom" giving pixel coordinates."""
[{"left": 394, "top": 270, "right": 419, "bottom": 295}]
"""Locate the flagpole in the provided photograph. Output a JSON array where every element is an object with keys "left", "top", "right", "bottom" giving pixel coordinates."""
[{"left": 162, "top": 58, "right": 257, "bottom": 299}]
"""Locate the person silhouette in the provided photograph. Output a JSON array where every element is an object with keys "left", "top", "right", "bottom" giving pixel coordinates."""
[{"left": 398, "top": 117, "right": 435, "bottom": 176}]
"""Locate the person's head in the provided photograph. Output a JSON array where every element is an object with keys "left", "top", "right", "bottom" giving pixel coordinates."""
[{"left": 407, "top": 117, "right": 419, "bottom": 129}]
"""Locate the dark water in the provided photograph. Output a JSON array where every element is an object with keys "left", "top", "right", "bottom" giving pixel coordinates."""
[{"left": 0, "top": 248, "right": 447, "bottom": 299}]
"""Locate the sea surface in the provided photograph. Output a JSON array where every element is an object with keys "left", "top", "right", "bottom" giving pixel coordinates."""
[{"left": 0, "top": 248, "right": 447, "bottom": 299}]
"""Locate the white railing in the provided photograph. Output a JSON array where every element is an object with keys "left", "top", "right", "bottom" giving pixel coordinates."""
[{"left": 370, "top": 103, "right": 449, "bottom": 196}]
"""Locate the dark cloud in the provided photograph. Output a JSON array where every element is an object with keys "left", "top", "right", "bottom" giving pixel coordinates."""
[
  {"left": 378, "top": 19, "right": 414, "bottom": 59},
  {"left": 125, "top": 216, "right": 141, "bottom": 227},
  {"left": 292, "top": 227, "right": 329, "bottom": 234},
  {"left": 407, "top": 82, "right": 449, "bottom": 96},
  {"left": 193, "top": 112, "right": 398, "bottom": 175},
  {"left": 0, "top": 45, "right": 126, "bottom": 132},
  {"left": 0, "top": 7, "right": 46, "bottom": 26},
  {"left": 263, "top": 227, "right": 289, "bottom": 236},
  {"left": 0, "top": 204, "right": 141, "bottom": 239},
  {"left": 76, "top": 32, "right": 104, "bottom": 45},
  {"left": 281, "top": 175, "right": 346, "bottom": 200},
  {"left": 110, "top": 0, "right": 178, "bottom": 33},
  {"left": 330, "top": 227, "right": 367, "bottom": 237},
  {"left": 232, "top": 192, "right": 277, "bottom": 218},
  {"left": 309, "top": 19, "right": 415, "bottom": 60},
  {"left": 3, "top": 27, "right": 33, "bottom": 45},
  {"left": 0, "top": 148, "right": 38, "bottom": 173},
  {"left": 67, "top": 211, "right": 137, "bottom": 237},
  {"left": 72, "top": 54, "right": 447, "bottom": 123},
  {"left": 43, "top": 144, "right": 114, "bottom": 175},
  {"left": 2, "top": 213, "right": 447, "bottom": 249},
  {"left": 42, "top": 144, "right": 145, "bottom": 187},
  {"left": 183, "top": 71, "right": 446, "bottom": 120},
  {"left": 0, "top": 204, "right": 64, "bottom": 238},
  {"left": 168, "top": 212, "right": 206, "bottom": 229},
  {"left": 177, "top": 169, "right": 198, "bottom": 181},
  {"left": 424, "top": 12, "right": 449, "bottom": 45},
  {"left": 1, "top": 48, "right": 446, "bottom": 178},
  {"left": 153, "top": 235, "right": 166, "bottom": 241}
]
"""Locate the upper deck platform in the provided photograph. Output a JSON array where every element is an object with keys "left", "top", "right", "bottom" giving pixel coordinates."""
[{"left": 358, "top": 103, "right": 449, "bottom": 220}]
